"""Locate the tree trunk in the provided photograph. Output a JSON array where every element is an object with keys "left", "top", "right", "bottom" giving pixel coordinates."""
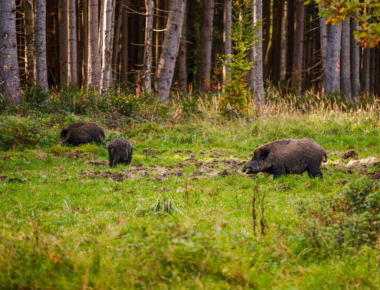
[
  {"left": 0, "top": 0, "right": 22, "bottom": 104},
  {"left": 293, "top": 0, "right": 304, "bottom": 94},
  {"left": 35, "top": 0, "right": 49, "bottom": 94},
  {"left": 68, "top": 0, "right": 78, "bottom": 85},
  {"left": 341, "top": 18, "right": 352, "bottom": 101},
  {"left": 254, "top": 0, "right": 264, "bottom": 105},
  {"left": 272, "top": 0, "right": 283, "bottom": 86},
  {"left": 99, "top": 0, "right": 104, "bottom": 68},
  {"left": 143, "top": 0, "right": 154, "bottom": 93},
  {"left": 24, "top": 0, "right": 35, "bottom": 85},
  {"left": 350, "top": 15, "right": 360, "bottom": 102},
  {"left": 121, "top": 0, "right": 129, "bottom": 90},
  {"left": 262, "top": 0, "right": 270, "bottom": 80},
  {"left": 112, "top": 0, "right": 123, "bottom": 84},
  {"left": 59, "top": 0, "right": 68, "bottom": 83},
  {"left": 223, "top": 0, "right": 232, "bottom": 84},
  {"left": 155, "top": 0, "right": 186, "bottom": 102},
  {"left": 88, "top": 0, "right": 101, "bottom": 89},
  {"left": 100, "top": 0, "right": 113, "bottom": 91},
  {"left": 285, "top": 0, "right": 294, "bottom": 83},
  {"left": 82, "top": 0, "right": 88, "bottom": 85},
  {"left": 247, "top": 0, "right": 254, "bottom": 89},
  {"left": 177, "top": 0, "right": 188, "bottom": 94},
  {"left": 362, "top": 48, "right": 370, "bottom": 94},
  {"left": 325, "top": 23, "right": 342, "bottom": 94},
  {"left": 198, "top": 0, "right": 215, "bottom": 93},
  {"left": 370, "top": 49, "right": 376, "bottom": 94},
  {"left": 319, "top": 5, "right": 328, "bottom": 92}
]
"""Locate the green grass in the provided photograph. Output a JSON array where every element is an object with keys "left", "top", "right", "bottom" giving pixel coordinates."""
[{"left": 1, "top": 110, "right": 380, "bottom": 289}]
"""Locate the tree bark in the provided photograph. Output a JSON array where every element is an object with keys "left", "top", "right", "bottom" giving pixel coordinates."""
[
  {"left": 82, "top": 0, "right": 88, "bottom": 85},
  {"left": 112, "top": 0, "right": 124, "bottom": 84},
  {"left": 198, "top": 0, "right": 215, "bottom": 93},
  {"left": 285, "top": 0, "right": 294, "bottom": 83},
  {"left": 24, "top": 0, "right": 35, "bottom": 85},
  {"left": 370, "top": 48, "right": 376, "bottom": 94},
  {"left": 88, "top": 0, "right": 101, "bottom": 89},
  {"left": 362, "top": 48, "right": 370, "bottom": 94},
  {"left": 35, "top": 0, "right": 49, "bottom": 94},
  {"left": 293, "top": 0, "right": 304, "bottom": 94},
  {"left": 68, "top": 0, "right": 78, "bottom": 85},
  {"left": 155, "top": 0, "right": 186, "bottom": 102},
  {"left": 99, "top": 0, "right": 104, "bottom": 68},
  {"left": 0, "top": 0, "right": 22, "bottom": 104},
  {"left": 325, "top": 23, "right": 342, "bottom": 94},
  {"left": 223, "top": 0, "right": 232, "bottom": 84},
  {"left": 350, "top": 15, "right": 360, "bottom": 102},
  {"left": 59, "top": 0, "right": 68, "bottom": 83},
  {"left": 121, "top": 0, "right": 129, "bottom": 90},
  {"left": 319, "top": 5, "right": 328, "bottom": 92},
  {"left": 254, "top": 0, "right": 264, "bottom": 105},
  {"left": 341, "top": 18, "right": 352, "bottom": 101},
  {"left": 143, "top": 0, "right": 154, "bottom": 93},
  {"left": 272, "top": 0, "right": 283, "bottom": 86},
  {"left": 100, "top": 0, "right": 113, "bottom": 91},
  {"left": 262, "top": 0, "right": 270, "bottom": 80},
  {"left": 177, "top": 0, "right": 188, "bottom": 94}
]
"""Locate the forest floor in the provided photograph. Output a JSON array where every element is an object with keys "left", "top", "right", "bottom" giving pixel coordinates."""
[{"left": 1, "top": 109, "right": 380, "bottom": 289}]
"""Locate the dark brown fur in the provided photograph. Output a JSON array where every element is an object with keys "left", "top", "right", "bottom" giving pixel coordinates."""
[
  {"left": 105, "top": 139, "right": 133, "bottom": 167},
  {"left": 242, "top": 138, "right": 328, "bottom": 179},
  {"left": 60, "top": 122, "right": 105, "bottom": 146}
]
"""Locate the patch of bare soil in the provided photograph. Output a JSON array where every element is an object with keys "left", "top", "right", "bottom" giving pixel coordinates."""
[
  {"left": 347, "top": 157, "right": 377, "bottom": 169},
  {"left": 328, "top": 150, "right": 341, "bottom": 156},
  {"left": 0, "top": 175, "right": 7, "bottom": 181},
  {"left": 219, "top": 170, "right": 230, "bottom": 178},
  {"left": 157, "top": 187, "right": 170, "bottom": 192},
  {"left": 78, "top": 170, "right": 128, "bottom": 182},
  {"left": 342, "top": 149, "right": 358, "bottom": 159},
  {"left": 370, "top": 170, "right": 380, "bottom": 179},
  {"left": 86, "top": 160, "right": 109, "bottom": 166},
  {"left": 69, "top": 150, "right": 84, "bottom": 159},
  {"left": 52, "top": 167, "right": 64, "bottom": 171},
  {"left": 173, "top": 149, "right": 182, "bottom": 153},
  {"left": 35, "top": 152, "right": 47, "bottom": 160},
  {"left": 8, "top": 178, "right": 24, "bottom": 183}
]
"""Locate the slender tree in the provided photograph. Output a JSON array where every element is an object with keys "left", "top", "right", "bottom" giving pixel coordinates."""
[
  {"left": 198, "top": 0, "right": 215, "bottom": 93},
  {"left": 254, "top": 0, "right": 264, "bottom": 105},
  {"left": 121, "top": 0, "right": 129, "bottom": 90},
  {"left": 112, "top": 0, "right": 124, "bottom": 83},
  {"left": 293, "top": 0, "right": 304, "bottom": 94},
  {"left": 59, "top": 0, "right": 68, "bottom": 83},
  {"left": 24, "top": 0, "right": 35, "bottom": 85},
  {"left": 88, "top": 0, "right": 101, "bottom": 89},
  {"left": 35, "top": 0, "right": 49, "bottom": 94},
  {"left": 155, "top": 0, "right": 186, "bottom": 102},
  {"left": 100, "top": 0, "right": 114, "bottom": 91},
  {"left": 177, "top": 0, "right": 188, "bottom": 94},
  {"left": 362, "top": 48, "right": 370, "bottom": 94},
  {"left": 68, "top": 0, "right": 78, "bottom": 84},
  {"left": 0, "top": 0, "right": 22, "bottom": 104},
  {"left": 325, "top": 23, "right": 342, "bottom": 94},
  {"left": 341, "top": 18, "right": 352, "bottom": 101},
  {"left": 223, "top": 0, "right": 232, "bottom": 84},
  {"left": 285, "top": 0, "right": 295, "bottom": 83},
  {"left": 319, "top": 4, "right": 328, "bottom": 91},
  {"left": 143, "top": 0, "right": 154, "bottom": 93}
]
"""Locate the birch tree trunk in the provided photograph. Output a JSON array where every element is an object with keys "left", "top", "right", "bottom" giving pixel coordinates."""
[
  {"left": 35, "top": 0, "right": 49, "bottom": 94},
  {"left": 99, "top": 0, "right": 105, "bottom": 68},
  {"left": 68, "top": 0, "right": 78, "bottom": 85},
  {"left": 121, "top": 0, "right": 129, "bottom": 90},
  {"left": 198, "top": 0, "right": 215, "bottom": 93},
  {"left": 0, "top": 0, "right": 22, "bottom": 104},
  {"left": 24, "top": 0, "right": 35, "bottom": 85},
  {"left": 341, "top": 18, "right": 352, "bottom": 101},
  {"left": 285, "top": 0, "right": 294, "bottom": 83},
  {"left": 143, "top": 0, "right": 154, "bottom": 93},
  {"left": 88, "top": 0, "right": 101, "bottom": 89},
  {"left": 177, "top": 0, "right": 188, "bottom": 94},
  {"left": 223, "top": 0, "right": 232, "bottom": 84},
  {"left": 155, "top": 0, "right": 186, "bottom": 103},
  {"left": 112, "top": 0, "right": 124, "bottom": 83},
  {"left": 100, "top": 0, "right": 113, "bottom": 91},
  {"left": 319, "top": 5, "right": 328, "bottom": 92},
  {"left": 325, "top": 23, "right": 342, "bottom": 94},
  {"left": 254, "top": 0, "right": 264, "bottom": 105},
  {"left": 293, "top": 0, "right": 304, "bottom": 95},
  {"left": 247, "top": 0, "right": 255, "bottom": 89},
  {"left": 83, "top": 0, "right": 88, "bottom": 85},
  {"left": 59, "top": 0, "right": 68, "bottom": 83}
]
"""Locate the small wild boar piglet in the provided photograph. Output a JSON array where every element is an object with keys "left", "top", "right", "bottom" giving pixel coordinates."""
[
  {"left": 105, "top": 139, "right": 133, "bottom": 167},
  {"left": 242, "top": 138, "right": 328, "bottom": 179},
  {"left": 60, "top": 122, "right": 105, "bottom": 146}
]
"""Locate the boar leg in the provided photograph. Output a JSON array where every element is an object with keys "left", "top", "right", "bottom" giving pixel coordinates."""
[
  {"left": 271, "top": 166, "right": 286, "bottom": 179},
  {"left": 307, "top": 167, "right": 323, "bottom": 179},
  {"left": 109, "top": 155, "right": 114, "bottom": 167}
]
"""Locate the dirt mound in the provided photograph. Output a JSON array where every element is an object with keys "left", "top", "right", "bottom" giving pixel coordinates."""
[
  {"left": 371, "top": 170, "right": 380, "bottom": 179},
  {"left": 219, "top": 170, "right": 230, "bottom": 178},
  {"left": 342, "top": 149, "right": 357, "bottom": 159},
  {"left": 78, "top": 170, "right": 128, "bottom": 182},
  {"left": 86, "top": 160, "right": 109, "bottom": 166},
  {"left": 52, "top": 167, "right": 64, "bottom": 171},
  {"left": 347, "top": 157, "right": 377, "bottom": 169},
  {"left": 69, "top": 150, "right": 84, "bottom": 159},
  {"left": 8, "top": 178, "right": 24, "bottom": 183},
  {"left": 0, "top": 175, "right": 7, "bottom": 181}
]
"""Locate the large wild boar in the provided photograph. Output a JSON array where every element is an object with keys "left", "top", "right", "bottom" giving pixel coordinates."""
[
  {"left": 104, "top": 139, "right": 133, "bottom": 167},
  {"left": 60, "top": 122, "right": 105, "bottom": 146},
  {"left": 242, "top": 138, "right": 328, "bottom": 179}
]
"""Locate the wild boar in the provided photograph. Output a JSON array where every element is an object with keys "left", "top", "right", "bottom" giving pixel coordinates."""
[
  {"left": 104, "top": 139, "right": 133, "bottom": 167},
  {"left": 60, "top": 122, "right": 105, "bottom": 146},
  {"left": 242, "top": 138, "right": 328, "bottom": 179}
]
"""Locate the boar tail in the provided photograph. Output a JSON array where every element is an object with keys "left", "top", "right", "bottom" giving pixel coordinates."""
[{"left": 323, "top": 151, "right": 328, "bottom": 163}]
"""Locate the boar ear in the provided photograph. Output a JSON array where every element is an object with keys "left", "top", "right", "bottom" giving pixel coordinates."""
[
  {"left": 61, "top": 129, "right": 68, "bottom": 138},
  {"left": 258, "top": 148, "right": 270, "bottom": 160}
]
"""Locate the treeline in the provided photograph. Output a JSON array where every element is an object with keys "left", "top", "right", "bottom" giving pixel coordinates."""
[{"left": 0, "top": 0, "right": 379, "bottom": 106}]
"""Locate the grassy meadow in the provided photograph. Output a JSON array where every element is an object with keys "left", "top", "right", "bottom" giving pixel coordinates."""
[{"left": 2, "top": 94, "right": 380, "bottom": 289}]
